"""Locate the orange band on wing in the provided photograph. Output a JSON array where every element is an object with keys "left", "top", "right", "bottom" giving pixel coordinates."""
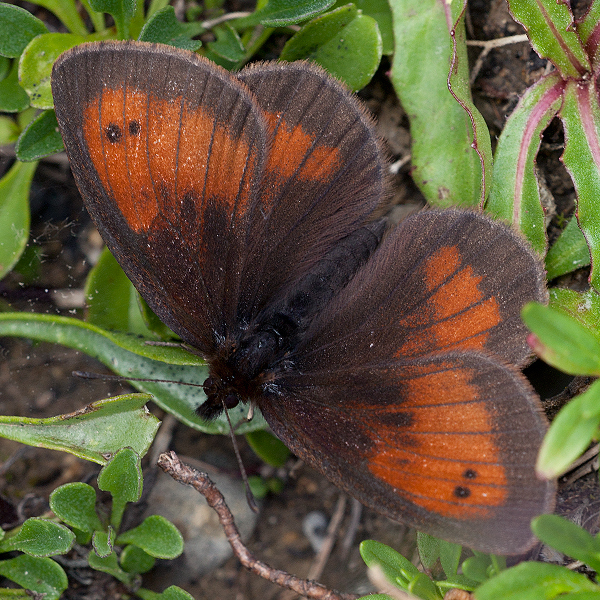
[
  {"left": 261, "top": 112, "right": 341, "bottom": 212},
  {"left": 366, "top": 366, "right": 507, "bottom": 518},
  {"left": 396, "top": 246, "right": 503, "bottom": 358},
  {"left": 82, "top": 88, "right": 256, "bottom": 233}
]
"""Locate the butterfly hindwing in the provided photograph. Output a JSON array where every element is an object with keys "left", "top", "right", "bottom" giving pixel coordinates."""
[
  {"left": 299, "top": 209, "right": 548, "bottom": 371},
  {"left": 253, "top": 209, "right": 554, "bottom": 553},
  {"left": 259, "top": 351, "right": 554, "bottom": 554}
]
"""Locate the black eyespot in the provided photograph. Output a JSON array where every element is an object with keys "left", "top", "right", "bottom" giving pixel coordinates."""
[
  {"left": 463, "top": 469, "right": 477, "bottom": 479},
  {"left": 106, "top": 123, "right": 122, "bottom": 143},
  {"left": 128, "top": 120, "right": 141, "bottom": 136},
  {"left": 454, "top": 486, "right": 471, "bottom": 499}
]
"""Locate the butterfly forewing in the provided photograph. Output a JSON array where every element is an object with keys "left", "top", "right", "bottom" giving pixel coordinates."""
[
  {"left": 236, "top": 62, "right": 387, "bottom": 320},
  {"left": 52, "top": 42, "right": 268, "bottom": 350}
]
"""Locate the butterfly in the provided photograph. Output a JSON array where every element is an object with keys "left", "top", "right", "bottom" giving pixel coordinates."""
[{"left": 51, "top": 40, "right": 555, "bottom": 554}]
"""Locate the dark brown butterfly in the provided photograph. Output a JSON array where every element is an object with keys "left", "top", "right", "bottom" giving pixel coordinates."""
[{"left": 51, "top": 40, "right": 555, "bottom": 554}]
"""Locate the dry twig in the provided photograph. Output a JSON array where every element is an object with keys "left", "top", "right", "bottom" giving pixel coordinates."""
[{"left": 158, "top": 451, "right": 360, "bottom": 600}]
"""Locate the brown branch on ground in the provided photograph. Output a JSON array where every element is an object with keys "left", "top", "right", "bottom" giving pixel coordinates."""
[{"left": 157, "top": 451, "right": 360, "bottom": 600}]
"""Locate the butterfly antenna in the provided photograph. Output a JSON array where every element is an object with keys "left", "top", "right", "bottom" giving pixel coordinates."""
[
  {"left": 72, "top": 371, "right": 205, "bottom": 388},
  {"left": 222, "top": 402, "right": 259, "bottom": 514}
]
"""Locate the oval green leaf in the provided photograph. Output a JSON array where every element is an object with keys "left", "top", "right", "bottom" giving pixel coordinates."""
[
  {"left": 116, "top": 515, "right": 184, "bottom": 559},
  {"left": 281, "top": 4, "right": 382, "bottom": 90},
  {"left": 98, "top": 447, "right": 142, "bottom": 529},
  {"left": 0, "top": 554, "right": 68, "bottom": 600},
  {"left": 16, "top": 109, "right": 64, "bottom": 161},
  {"left": 6, "top": 518, "right": 74, "bottom": 557},
  {"left": 475, "top": 560, "right": 599, "bottom": 600},
  {"left": 50, "top": 482, "right": 103, "bottom": 533},
  {"left": 19, "top": 32, "right": 85, "bottom": 109},
  {"left": 536, "top": 379, "right": 600, "bottom": 479},
  {"left": 0, "top": 4, "right": 48, "bottom": 58},
  {"left": 138, "top": 6, "right": 202, "bottom": 50},
  {"left": 120, "top": 543, "right": 156, "bottom": 574},
  {"left": 522, "top": 302, "right": 600, "bottom": 376}
]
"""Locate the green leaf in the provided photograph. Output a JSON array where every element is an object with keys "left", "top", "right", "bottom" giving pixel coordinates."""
[
  {"left": 389, "top": 0, "right": 485, "bottom": 207},
  {"left": 88, "top": 0, "right": 136, "bottom": 39},
  {"left": 522, "top": 302, "right": 600, "bottom": 376},
  {"left": 0, "top": 555, "right": 68, "bottom": 600},
  {"left": 85, "top": 247, "right": 157, "bottom": 336},
  {"left": 0, "top": 519, "right": 74, "bottom": 557},
  {"left": 116, "top": 515, "right": 184, "bottom": 559},
  {"left": 280, "top": 4, "right": 383, "bottom": 91},
  {"left": 233, "top": 0, "right": 335, "bottom": 28},
  {"left": 120, "top": 544, "right": 156, "bottom": 574},
  {"left": 138, "top": 6, "right": 202, "bottom": 50},
  {"left": 559, "top": 78, "right": 600, "bottom": 292},
  {"left": 345, "top": 0, "right": 393, "bottom": 55},
  {"left": 507, "top": 0, "right": 590, "bottom": 79},
  {"left": 408, "top": 573, "right": 442, "bottom": 600},
  {"left": 245, "top": 430, "right": 290, "bottom": 467},
  {"left": 532, "top": 515, "right": 600, "bottom": 572},
  {"left": 88, "top": 549, "right": 133, "bottom": 584},
  {"left": 0, "top": 4, "right": 48, "bottom": 58},
  {"left": 50, "top": 482, "right": 103, "bottom": 534},
  {"left": 486, "top": 73, "right": 563, "bottom": 254},
  {"left": 19, "top": 32, "right": 86, "bottom": 109},
  {"left": 536, "top": 379, "right": 600, "bottom": 478},
  {"left": 205, "top": 24, "right": 245, "bottom": 64},
  {"left": 439, "top": 540, "right": 462, "bottom": 579},
  {"left": 92, "top": 527, "right": 114, "bottom": 558},
  {"left": 0, "top": 60, "right": 30, "bottom": 112},
  {"left": 475, "top": 561, "right": 599, "bottom": 599},
  {"left": 25, "top": 0, "right": 88, "bottom": 37},
  {"left": 0, "top": 115, "right": 20, "bottom": 145},
  {"left": 359, "top": 540, "right": 419, "bottom": 589},
  {"left": 0, "top": 394, "right": 160, "bottom": 465},
  {"left": 416, "top": 532, "right": 440, "bottom": 572},
  {"left": 0, "top": 160, "right": 34, "bottom": 281},
  {"left": 0, "top": 312, "right": 267, "bottom": 435},
  {"left": 97, "top": 447, "right": 142, "bottom": 529},
  {"left": 462, "top": 554, "right": 493, "bottom": 583},
  {"left": 545, "top": 215, "right": 591, "bottom": 280},
  {"left": 15, "top": 109, "right": 64, "bottom": 161},
  {"left": 136, "top": 586, "right": 195, "bottom": 600}
]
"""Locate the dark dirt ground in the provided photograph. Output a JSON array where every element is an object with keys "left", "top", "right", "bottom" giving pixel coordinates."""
[{"left": 1, "top": 0, "right": 600, "bottom": 598}]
